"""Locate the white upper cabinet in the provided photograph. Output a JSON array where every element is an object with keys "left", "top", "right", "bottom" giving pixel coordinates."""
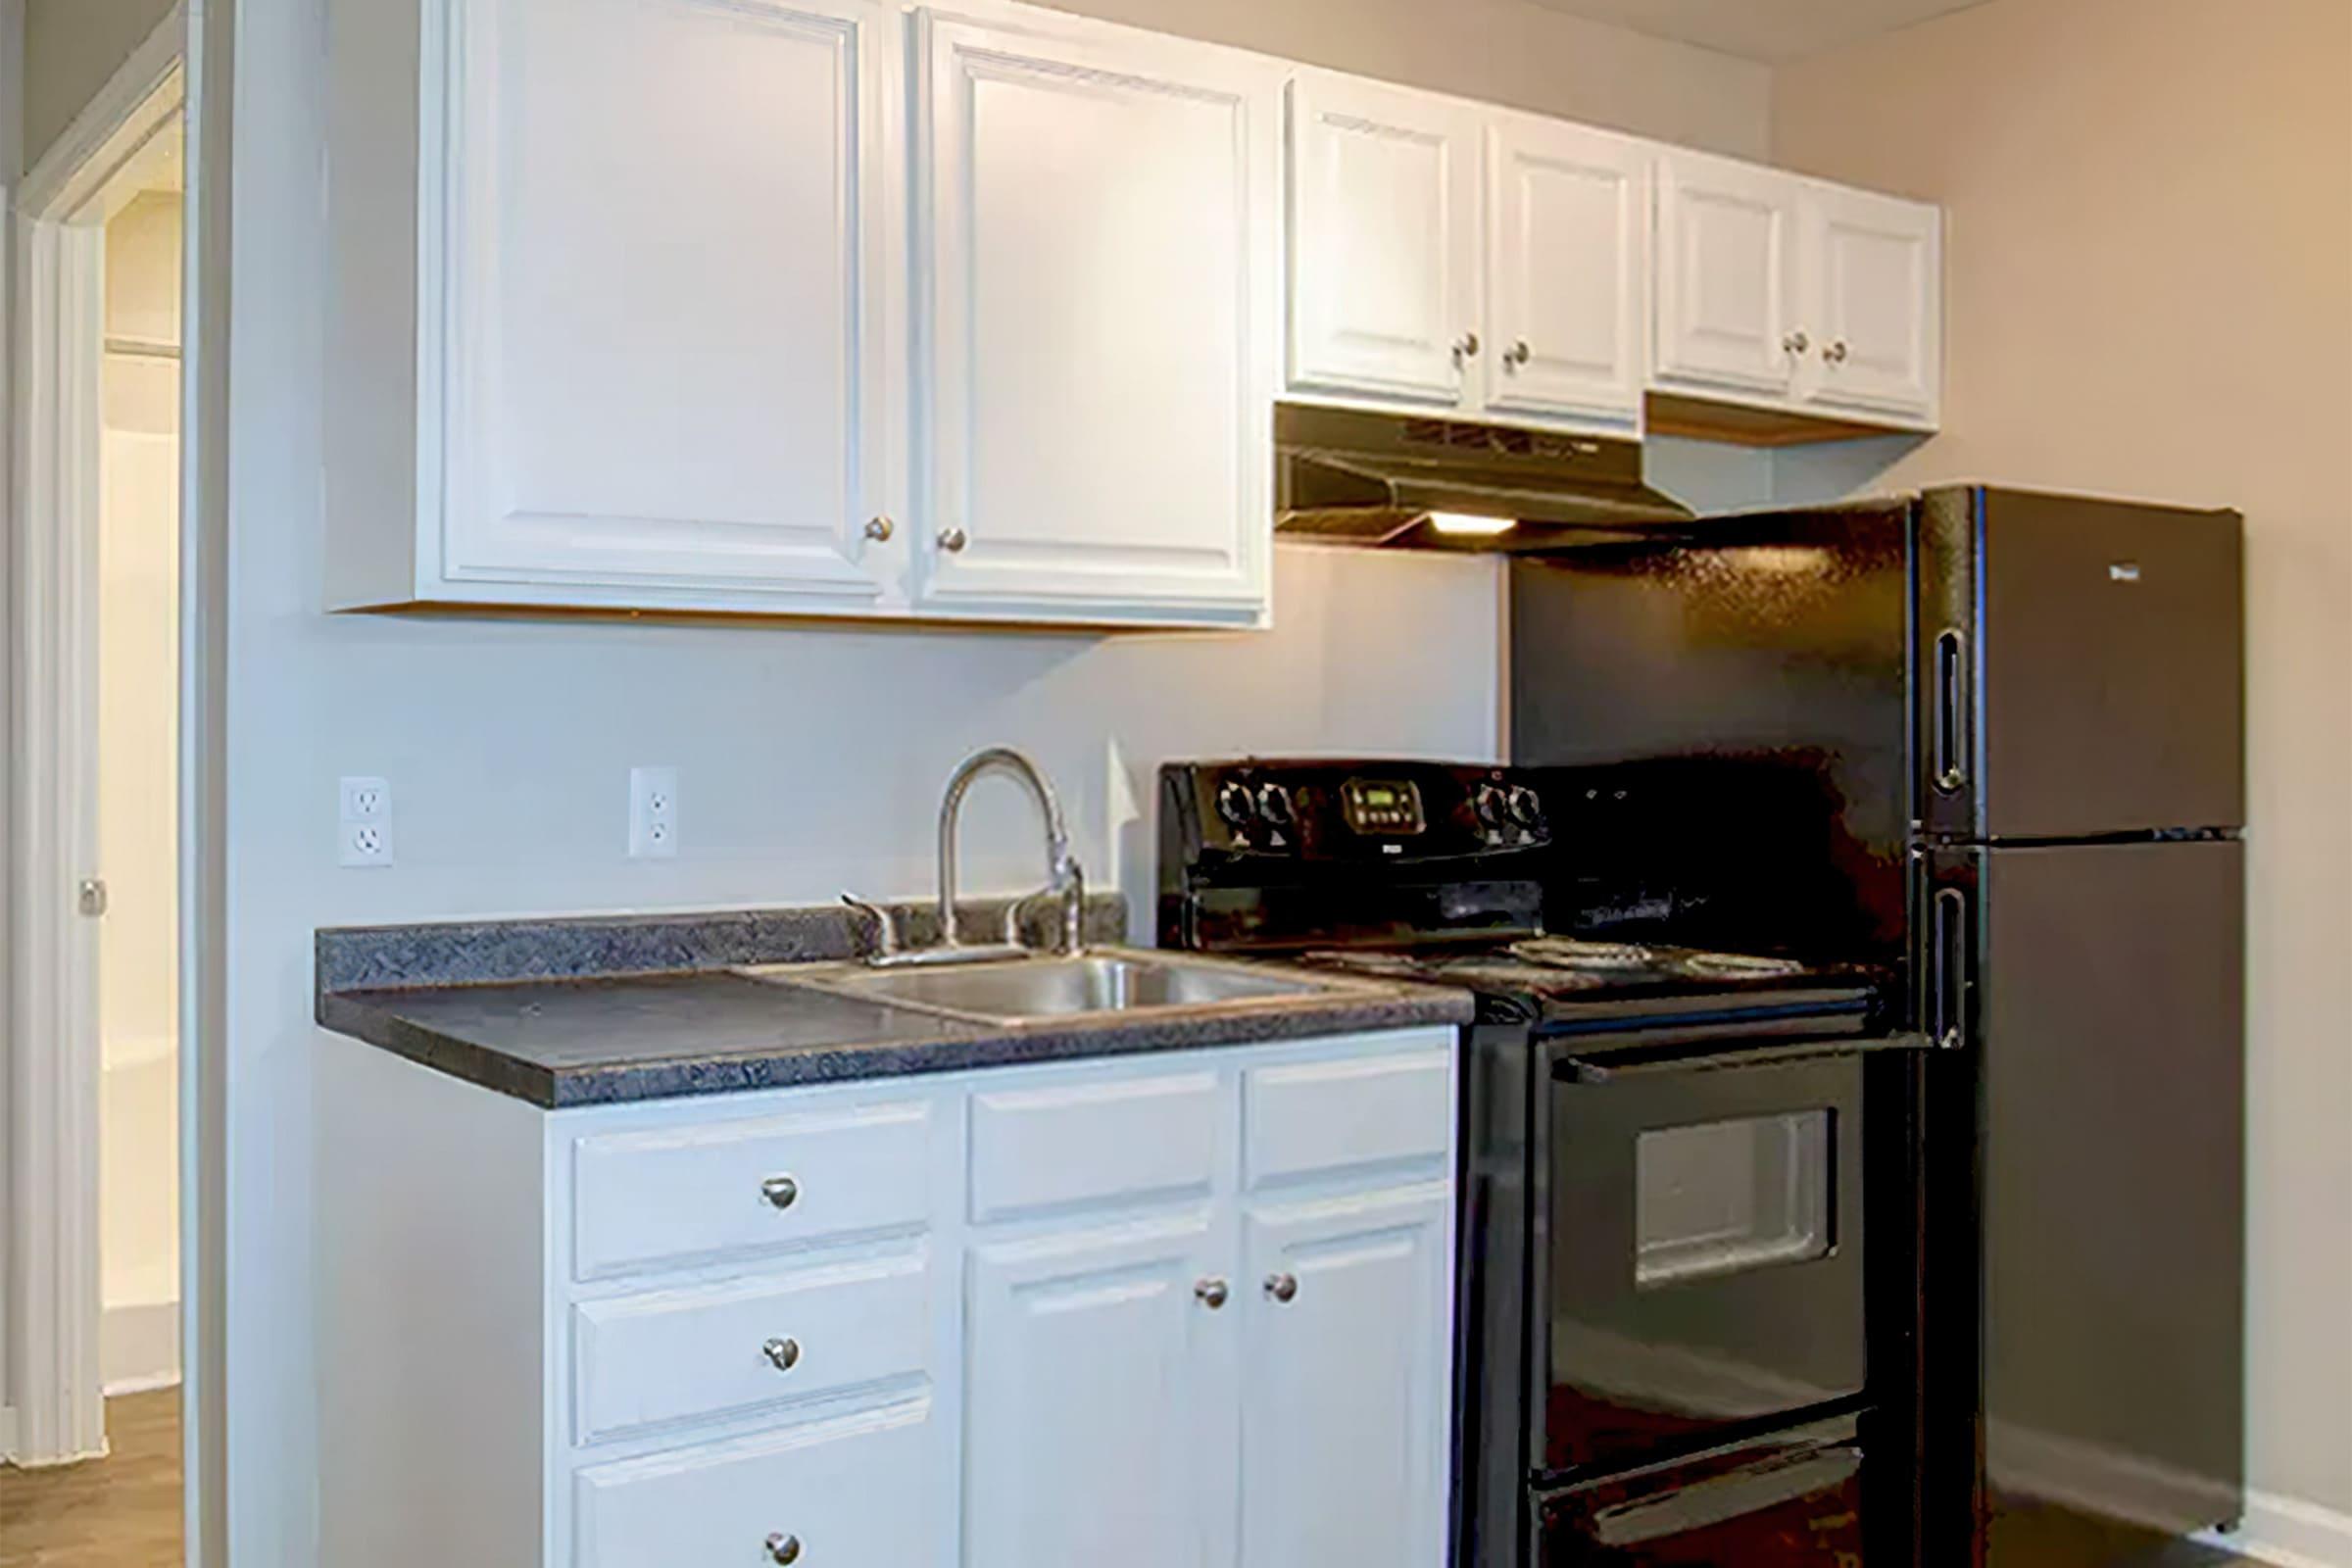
[
  {"left": 1484, "top": 116, "right": 1650, "bottom": 426},
  {"left": 1652, "top": 146, "right": 1941, "bottom": 429},
  {"left": 327, "top": 0, "right": 906, "bottom": 612},
  {"left": 1287, "top": 74, "right": 1484, "bottom": 407},
  {"left": 1653, "top": 148, "right": 1806, "bottom": 400},
  {"left": 912, "top": 10, "right": 1279, "bottom": 626},
  {"left": 1806, "top": 183, "right": 1943, "bottom": 419}
]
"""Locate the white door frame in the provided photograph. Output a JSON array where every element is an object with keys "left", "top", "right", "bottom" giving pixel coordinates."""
[{"left": 5, "top": 7, "right": 186, "bottom": 1471}]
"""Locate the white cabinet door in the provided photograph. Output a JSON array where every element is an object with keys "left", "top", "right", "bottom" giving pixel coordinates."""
[
  {"left": 1287, "top": 74, "right": 1484, "bottom": 406},
  {"left": 965, "top": 1213, "right": 1237, "bottom": 1568},
  {"left": 1238, "top": 1185, "right": 1451, "bottom": 1568},
  {"left": 1804, "top": 184, "right": 1941, "bottom": 421},
  {"left": 1653, "top": 150, "right": 1805, "bottom": 399},
  {"left": 915, "top": 11, "right": 1276, "bottom": 625},
  {"left": 433, "top": 0, "right": 901, "bottom": 602},
  {"left": 1484, "top": 116, "right": 1648, "bottom": 428}
]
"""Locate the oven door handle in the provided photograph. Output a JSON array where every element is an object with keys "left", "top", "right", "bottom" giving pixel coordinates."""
[
  {"left": 1588, "top": 1444, "right": 1864, "bottom": 1546},
  {"left": 1555, "top": 1032, "right": 1934, "bottom": 1084}
]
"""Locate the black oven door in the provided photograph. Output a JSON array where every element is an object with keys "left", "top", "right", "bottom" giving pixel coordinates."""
[
  {"left": 1534, "top": 1415, "right": 1872, "bottom": 1566},
  {"left": 1534, "top": 1031, "right": 1927, "bottom": 1481}
]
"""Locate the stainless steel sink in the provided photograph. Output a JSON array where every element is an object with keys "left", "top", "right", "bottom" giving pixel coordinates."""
[{"left": 741, "top": 948, "right": 1379, "bottom": 1028}]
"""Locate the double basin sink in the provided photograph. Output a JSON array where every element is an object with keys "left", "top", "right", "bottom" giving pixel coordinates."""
[{"left": 741, "top": 947, "right": 1381, "bottom": 1030}]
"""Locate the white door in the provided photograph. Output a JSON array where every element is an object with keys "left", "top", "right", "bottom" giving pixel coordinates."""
[
  {"left": 1803, "top": 184, "right": 1942, "bottom": 421},
  {"left": 1484, "top": 116, "right": 1648, "bottom": 428},
  {"left": 434, "top": 0, "right": 901, "bottom": 601},
  {"left": 1653, "top": 150, "right": 1806, "bottom": 400},
  {"left": 965, "top": 1214, "right": 1238, "bottom": 1568},
  {"left": 914, "top": 11, "right": 1277, "bottom": 625},
  {"left": 1286, "top": 73, "right": 1483, "bottom": 406},
  {"left": 1237, "top": 1186, "right": 1450, "bottom": 1568}
]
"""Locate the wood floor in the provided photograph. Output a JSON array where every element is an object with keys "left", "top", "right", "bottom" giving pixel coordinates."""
[
  {"left": 0, "top": 1390, "right": 182, "bottom": 1567},
  {"left": 0, "top": 1389, "right": 2275, "bottom": 1566}
]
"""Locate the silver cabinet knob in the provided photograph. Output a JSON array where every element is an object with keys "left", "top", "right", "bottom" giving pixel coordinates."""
[
  {"left": 1502, "top": 339, "right": 1532, "bottom": 368},
  {"left": 760, "top": 1174, "right": 800, "bottom": 1211},
  {"left": 1783, "top": 330, "right": 1810, "bottom": 357},
  {"left": 765, "top": 1533, "right": 803, "bottom": 1564},
  {"left": 1195, "top": 1278, "right": 1229, "bottom": 1310},
  {"left": 863, "top": 514, "right": 894, "bottom": 542},
  {"left": 1824, "top": 339, "right": 1850, "bottom": 365},
  {"left": 762, "top": 1337, "right": 802, "bottom": 1372},
  {"left": 937, "top": 526, "right": 968, "bottom": 553},
  {"left": 1265, "top": 1272, "right": 1299, "bottom": 1303},
  {"left": 1452, "top": 331, "right": 1481, "bottom": 363}
]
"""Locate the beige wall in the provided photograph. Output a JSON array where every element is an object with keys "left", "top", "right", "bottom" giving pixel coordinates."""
[
  {"left": 1773, "top": 0, "right": 2352, "bottom": 1518},
  {"left": 20, "top": 0, "right": 174, "bottom": 175},
  {"left": 99, "top": 187, "right": 181, "bottom": 1390},
  {"left": 1045, "top": 0, "right": 1772, "bottom": 158}
]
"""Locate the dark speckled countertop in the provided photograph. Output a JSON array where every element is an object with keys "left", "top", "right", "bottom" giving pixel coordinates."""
[{"left": 316, "top": 898, "right": 1472, "bottom": 1109}]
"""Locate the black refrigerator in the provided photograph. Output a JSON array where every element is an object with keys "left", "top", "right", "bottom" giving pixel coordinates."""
[{"left": 1509, "top": 485, "right": 2245, "bottom": 1564}]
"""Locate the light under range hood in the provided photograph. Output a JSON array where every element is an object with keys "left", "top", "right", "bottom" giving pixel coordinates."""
[{"left": 1275, "top": 402, "right": 1694, "bottom": 551}]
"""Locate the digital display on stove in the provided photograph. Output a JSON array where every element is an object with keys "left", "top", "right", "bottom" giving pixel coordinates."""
[{"left": 1341, "top": 778, "right": 1425, "bottom": 835}]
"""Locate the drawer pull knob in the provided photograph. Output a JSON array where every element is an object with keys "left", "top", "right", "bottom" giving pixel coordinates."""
[
  {"left": 765, "top": 1533, "right": 803, "bottom": 1564},
  {"left": 760, "top": 1175, "right": 800, "bottom": 1211},
  {"left": 762, "top": 1337, "right": 802, "bottom": 1373},
  {"left": 1195, "top": 1278, "right": 1229, "bottom": 1310},
  {"left": 1265, "top": 1272, "right": 1299, "bottom": 1303}
]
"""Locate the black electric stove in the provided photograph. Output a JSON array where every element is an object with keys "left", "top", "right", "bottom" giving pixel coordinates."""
[{"left": 1159, "top": 758, "right": 1928, "bottom": 1568}]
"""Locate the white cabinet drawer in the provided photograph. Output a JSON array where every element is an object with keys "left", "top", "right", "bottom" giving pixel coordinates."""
[
  {"left": 1244, "top": 1048, "right": 1451, "bottom": 1189},
  {"left": 571, "top": 1101, "right": 932, "bottom": 1281},
  {"left": 968, "top": 1070, "right": 1219, "bottom": 1223},
  {"left": 572, "top": 1251, "right": 930, "bottom": 1445},
  {"left": 574, "top": 1397, "right": 933, "bottom": 1568}
]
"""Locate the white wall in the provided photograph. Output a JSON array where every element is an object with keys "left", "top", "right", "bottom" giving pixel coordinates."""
[
  {"left": 1771, "top": 0, "right": 2352, "bottom": 1533},
  {"left": 98, "top": 187, "right": 181, "bottom": 1394},
  {"left": 210, "top": 0, "right": 1775, "bottom": 1556}
]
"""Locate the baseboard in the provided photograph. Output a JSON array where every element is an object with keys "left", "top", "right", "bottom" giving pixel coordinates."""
[
  {"left": 0, "top": 1403, "right": 16, "bottom": 1461},
  {"left": 101, "top": 1299, "right": 181, "bottom": 1396},
  {"left": 2199, "top": 1491, "right": 2352, "bottom": 1568}
]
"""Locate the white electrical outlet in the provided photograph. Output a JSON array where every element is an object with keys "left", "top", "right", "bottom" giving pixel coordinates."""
[
  {"left": 340, "top": 776, "right": 394, "bottom": 867},
  {"left": 630, "top": 766, "right": 679, "bottom": 858}
]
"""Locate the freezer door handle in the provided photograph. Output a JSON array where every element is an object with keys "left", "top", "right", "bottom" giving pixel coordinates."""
[
  {"left": 1586, "top": 1445, "right": 1865, "bottom": 1545},
  {"left": 1931, "top": 887, "right": 1969, "bottom": 1050},
  {"left": 1934, "top": 629, "right": 1970, "bottom": 794}
]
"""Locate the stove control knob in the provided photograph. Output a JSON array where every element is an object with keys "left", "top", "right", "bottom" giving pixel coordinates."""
[
  {"left": 1215, "top": 780, "right": 1257, "bottom": 827},
  {"left": 1256, "top": 784, "right": 1295, "bottom": 827},
  {"left": 1507, "top": 786, "right": 1544, "bottom": 829},
  {"left": 1474, "top": 784, "right": 1509, "bottom": 830}
]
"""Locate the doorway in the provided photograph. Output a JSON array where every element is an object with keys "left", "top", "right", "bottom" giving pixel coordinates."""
[{"left": 2, "top": 14, "right": 193, "bottom": 1564}]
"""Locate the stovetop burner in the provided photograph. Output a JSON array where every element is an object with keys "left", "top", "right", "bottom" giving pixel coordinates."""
[{"left": 1509, "top": 937, "right": 1656, "bottom": 971}]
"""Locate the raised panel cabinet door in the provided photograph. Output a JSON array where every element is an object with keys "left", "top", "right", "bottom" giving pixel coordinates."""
[
  {"left": 1653, "top": 150, "right": 1805, "bottom": 399},
  {"left": 432, "top": 0, "right": 902, "bottom": 603},
  {"left": 1484, "top": 116, "right": 1649, "bottom": 428},
  {"left": 1287, "top": 73, "right": 1484, "bottom": 406},
  {"left": 915, "top": 11, "right": 1277, "bottom": 625},
  {"left": 1804, "top": 184, "right": 1942, "bottom": 421},
  {"left": 964, "top": 1214, "right": 1238, "bottom": 1568},
  {"left": 1238, "top": 1185, "right": 1451, "bottom": 1568}
]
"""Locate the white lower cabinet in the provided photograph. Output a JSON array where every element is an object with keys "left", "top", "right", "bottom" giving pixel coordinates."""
[
  {"left": 965, "top": 1215, "right": 1235, "bottom": 1567},
  {"left": 1240, "top": 1186, "right": 1452, "bottom": 1568},
  {"left": 315, "top": 1024, "right": 1457, "bottom": 1568}
]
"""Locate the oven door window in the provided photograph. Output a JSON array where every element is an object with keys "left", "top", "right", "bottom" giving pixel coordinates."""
[
  {"left": 1542, "top": 1051, "right": 1871, "bottom": 1477},
  {"left": 1636, "top": 1110, "right": 1834, "bottom": 1290}
]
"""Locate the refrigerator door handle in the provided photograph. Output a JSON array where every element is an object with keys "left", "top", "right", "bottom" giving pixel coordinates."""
[
  {"left": 1931, "top": 886, "right": 1969, "bottom": 1050},
  {"left": 1934, "top": 628, "right": 1970, "bottom": 794}
]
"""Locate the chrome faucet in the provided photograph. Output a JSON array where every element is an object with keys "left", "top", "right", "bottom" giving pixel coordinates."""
[
  {"left": 936, "top": 747, "right": 1086, "bottom": 958},
  {"left": 842, "top": 747, "right": 1086, "bottom": 966}
]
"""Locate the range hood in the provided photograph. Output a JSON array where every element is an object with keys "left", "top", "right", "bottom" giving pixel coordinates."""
[{"left": 1275, "top": 402, "right": 1694, "bottom": 550}]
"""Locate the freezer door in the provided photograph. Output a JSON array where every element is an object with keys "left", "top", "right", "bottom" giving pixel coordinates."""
[
  {"left": 1920, "top": 839, "right": 2244, "bottom": 1559},
  {"left": 1918, "top": 487, "right": 2243, "bottom": 840}
]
